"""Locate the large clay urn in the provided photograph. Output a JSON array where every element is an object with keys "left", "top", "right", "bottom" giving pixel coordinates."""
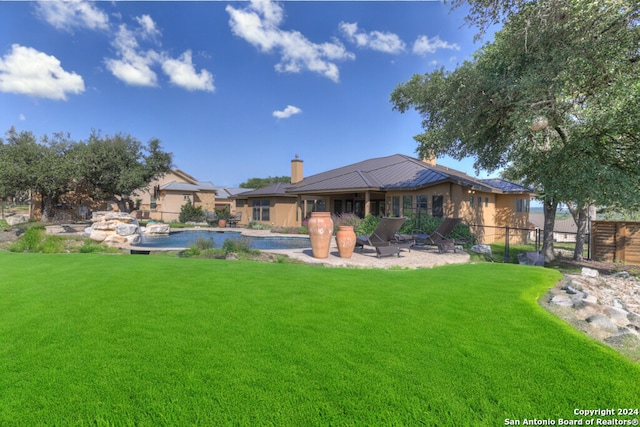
[
  {"left": 307, "top": 212, "right": 333, "bottom": 259},
  {"left": 335, "top": 226, "right": 357, "bottom": 258}
]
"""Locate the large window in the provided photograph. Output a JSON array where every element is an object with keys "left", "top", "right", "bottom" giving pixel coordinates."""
[
  {"left": 432, "top": 195, "right": 444, "bottom": 218},
  {"left": 403, "top": 195, "right": 413, "bottom": 216},
  {"left": 392, "top": 196, "right": 400, "bottom": 217},
  {"left": 252, "top": 199, "right": 270, "bottom": 221},
  {"left": 417, "top": 195, "right": 428, "bottom": 212}
]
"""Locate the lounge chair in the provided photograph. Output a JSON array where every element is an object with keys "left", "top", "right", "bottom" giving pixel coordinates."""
[
  {"left": 228, "top": 212, "right": 242, "bottom": 227},
  {"left": 355, "top": 217, "right": 415, "bottom": 257},
  {"left": 410, "top": 217, "right": 465, "bottom": 253}
]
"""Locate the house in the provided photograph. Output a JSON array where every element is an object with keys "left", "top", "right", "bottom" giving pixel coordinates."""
[
  {"left": 133, "top": 169, "right": 217, "bottom": 222},
  {"left": 235, "top": 154, "right": 533, "bottom": 244},
  {"left": 214, "top": 186, "right": 254, "bottom": 214},
  {"left": 529, "top": 212, "right": 581, "bottom": 243}
]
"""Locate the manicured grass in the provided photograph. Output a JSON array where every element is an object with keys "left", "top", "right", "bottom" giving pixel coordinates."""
[{"left": 1, "top": 253, "right": 639, "bottom": 425}]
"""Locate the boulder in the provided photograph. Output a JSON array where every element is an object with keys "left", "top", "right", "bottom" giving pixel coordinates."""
[
  {"left": 116, "top": 223, "right": 139, "bottom": 236},
  {"left": 551, "top": 294, "right": 575, "bottom": 307},
  {"left": 517, "top": 251, "right": 544, "bottom": 266},
  {"left": 144, "top": 223, "right": 170, "bottom": 235},
  {"left": 581, "top": 267, "right": 599, "bottom": 278},
  {"left": 89, "top": 229, "right": 109, "bottom": 242},
  {"left": 586, "top": 314, "right": 619, "bottom": 334},
  {"left": 87, "top": 212, "right": 140, "bottom": 244},
  {"left": 604, "top": 306, "right": 631, "bottom": 327},
  {"left": 6, "top": 214, "right": 29, "bottom": 226},
  {"left": 93, "top": 220, "right": 119, "bottom": 231},
  {"left": 470, "top": 244, "right": 492, "bottom": 255}
]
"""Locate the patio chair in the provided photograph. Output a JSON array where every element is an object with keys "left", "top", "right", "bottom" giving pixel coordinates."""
[
  {"left": 355, "top": 217, "right": 415, "bottom": 257},
  {"left": 227, "top": 212, "right": 242, "bottom": 227},
  {"left": 410, "top": 217, "right": 466, "bottom": 253},
  {"left": 205, "top": 211, "right": 218, "bottom": 226}
]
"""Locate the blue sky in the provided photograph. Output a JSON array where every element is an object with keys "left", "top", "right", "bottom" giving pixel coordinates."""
[{"left": 0, "top": 0, "right": 497, "bottom": 188}]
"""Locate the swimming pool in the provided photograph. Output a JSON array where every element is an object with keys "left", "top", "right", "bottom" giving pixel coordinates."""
[{"left": 134, "top": 230, "right": 311, "bottom": 250}]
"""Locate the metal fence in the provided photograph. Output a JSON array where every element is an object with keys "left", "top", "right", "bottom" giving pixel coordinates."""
[{"left": 467, "top": 223, "right": 590, "bottom": 262}]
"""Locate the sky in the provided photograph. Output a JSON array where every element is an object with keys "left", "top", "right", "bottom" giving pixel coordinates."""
[{"left": 0, "top": 0, "right": 498, "bottom": 188}]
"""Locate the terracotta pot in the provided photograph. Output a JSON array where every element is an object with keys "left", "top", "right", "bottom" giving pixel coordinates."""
[
  {"left": 335, "top": 226, "right": 357, "bottom": 258},
  {"left": 307, "top": 212, "right": 333, "bottom": 259},
  {"left": 218, "top": 219, "right": 227, "bottom": 228}
]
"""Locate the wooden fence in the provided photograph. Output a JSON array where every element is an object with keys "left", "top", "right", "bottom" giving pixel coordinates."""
[{"left": 591, "top": 221, "right": 640, "bottom": 264}]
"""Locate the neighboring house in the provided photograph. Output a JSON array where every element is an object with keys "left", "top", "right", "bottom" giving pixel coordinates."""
[
  {"left": 235, "top": 154, "right": 533, "bottom": 243},
  {"left": 528, "top": 213, "right": 584, "bottom": 243},
  {"left": 133, "top": 169, "right": 217, "bottom": 222},
  {"left": 214, "top": 187, "right": 254, "bottom": 213}
]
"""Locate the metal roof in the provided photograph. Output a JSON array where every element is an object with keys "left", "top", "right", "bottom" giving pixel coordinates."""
[
  {"left": 285, "top": 154, "right": 531, "bottom": 195},
  {"left": 235, "top": 182, "right": 297, "bottom": 198},
  {"left": 161, "top": 180, "right": 217, "bottom": 192},
  {"left": 480, "top": 178, "right": 531, "bottom": 193}
]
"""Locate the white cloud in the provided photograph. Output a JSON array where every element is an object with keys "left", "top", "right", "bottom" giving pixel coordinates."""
[
  {"left": 412, "top": 35, "right": 460, "bottom": 56},
  {"left": 162, "top": 50, "right": 215, "bottom": 92},
  {"left": 135, "top": 14, "right": 161, "bottom": 41},
  {"left": 105, "top": 17, "right": 214, "bottom": 91},
  {"left": 19, "top": 114, "right": 26, "bottom": 121},
  {"left": 105, "top": 24, "right": 159, "bottom": 87},
  {"left": 339, "top": 22, "right": 406, "bottom": 54},
  {"left": 273, "top": 105, "right": 302, "bottom": 119},
  {"left": 0, "top": 44, "right": 85, "bottom": 100},
  {"left": 35, "top": 0, "right": 109, "bottom": 32},
  {"left": 226, "top": 0, "right": 354, "bottom": 82}
]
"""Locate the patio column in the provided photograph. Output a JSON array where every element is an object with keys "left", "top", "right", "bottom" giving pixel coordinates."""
[{"left": 364, "top": 191, "right": 371, "bottom": 216}]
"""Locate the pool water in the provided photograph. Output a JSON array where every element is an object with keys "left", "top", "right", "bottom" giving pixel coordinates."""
[{"left": 135, "top": 230, "right": 311, "bottom": 250}]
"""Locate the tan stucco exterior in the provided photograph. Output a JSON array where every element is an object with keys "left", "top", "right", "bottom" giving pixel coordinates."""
[{"left": 133, "top": 170, "right": 216, "bottom": 222}]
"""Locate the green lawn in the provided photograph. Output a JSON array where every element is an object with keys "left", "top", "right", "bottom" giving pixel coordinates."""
[{"left": 1, "top": 252, "right": 639, "bottom": 426}]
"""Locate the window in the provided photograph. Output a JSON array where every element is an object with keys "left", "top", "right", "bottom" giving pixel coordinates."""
[
  {"left": 150, "top": 196, "right": 157, "bottom": 210},
  {"left": 334, "top": 200, "right": 343, "bottom": 215},
  {"left": 392, "top": 196, "right": 400, "bottom": 217},
  {"left": 485, "top": 197, "right": 489, "bottom": 208},
  {"left": 516, "top": 198, "right": 530, "bottom": 213},
  {"left": 403, "top": 195, "right": 413, "bottom": 216},
  {"left": 432, "top": 195, "right": 444, "bottom": 218},
  {"left": 469, "top": 196, "right": 474, "bottom": 207},
  {"left": 252, "top": 199, "right": 271, "bottom": 221},
  {"left": 417, "top": 195, "right": 428, "bottom": 212}
]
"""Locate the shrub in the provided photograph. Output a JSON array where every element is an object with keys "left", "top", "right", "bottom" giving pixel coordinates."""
[
  {"left": 194, "top": 236, "right": 215, "bottom": 250},
  {"left": 332, "top": 213, "right": 362, "bottom": 233},
  {"left": 356, "top": 214, "right": 380, "bottom": 236},
  {"left": 222, "top": 238, "right": 258, "bottom": 256},
  {"left": 247, "top": 221, "right": 271, "bottom": 230},
  {"left": 9, "top": 226, "right": 64, "bottom": 253},
  {"left": 179, "top": 200, "right": 205, "bottom": 223},
  {"left": 9, "top": 226, "right": 44, "bottom": 252}
]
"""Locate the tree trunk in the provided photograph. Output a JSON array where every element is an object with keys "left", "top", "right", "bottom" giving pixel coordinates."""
[
  {"left": 541, "top": 199, "right": 558, "bottom": 262},
  {"left": 567, "top": 202, "right": 589, "bottom": 261},
  {"left": 41, "top": 194, "right": 54, "bottom": 223},
  {"left": 115, "top": 196, "right": 133, "bottom": 213}
]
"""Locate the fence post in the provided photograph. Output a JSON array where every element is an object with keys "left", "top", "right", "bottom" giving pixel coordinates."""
[{"left": 504, "top": 226, "right": 510, "bottom": 262}]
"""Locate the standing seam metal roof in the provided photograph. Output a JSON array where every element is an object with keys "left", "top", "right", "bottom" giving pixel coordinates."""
[{"left": 285, "top": 154, "right": 531, "bottom": 194}]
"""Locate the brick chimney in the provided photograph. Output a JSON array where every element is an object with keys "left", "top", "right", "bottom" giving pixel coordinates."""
[
  {"left": 291, "top": 154, "right": 303, "bottom": 184},
  {"left": 422, "top": 154, "right": 437, "bottom": 166}
]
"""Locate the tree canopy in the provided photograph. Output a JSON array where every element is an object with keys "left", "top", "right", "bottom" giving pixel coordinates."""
[
  {"left": 239, "top": 176, "right": 290, "bottom": 189},
  {"left": 391, "top": 0, "right": 640, "bottom": 260},
  {"left": 0, "top": 128, "right": 173, "bottom": 219}
]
